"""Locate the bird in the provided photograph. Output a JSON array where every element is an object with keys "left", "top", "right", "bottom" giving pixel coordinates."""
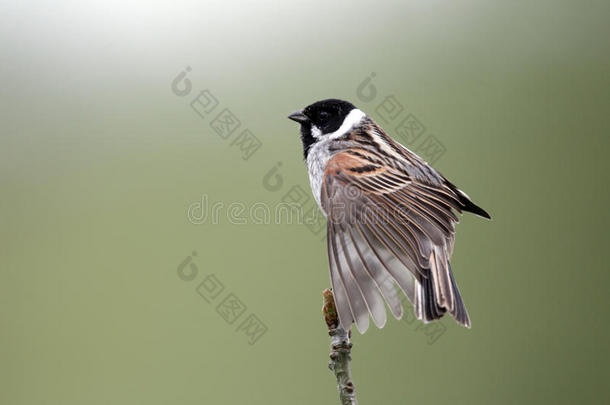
[{"left": 288, "top": 99, "right": 490, "bottom": 333}]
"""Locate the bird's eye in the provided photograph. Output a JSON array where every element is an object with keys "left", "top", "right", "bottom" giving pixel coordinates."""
[{"left": 318, "top": 111, "right": 330, "bottom": 122}]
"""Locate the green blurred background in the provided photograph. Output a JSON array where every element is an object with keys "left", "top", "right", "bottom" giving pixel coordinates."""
[{"left": 1, "top": 1, "right": 609, "bottom": 404}]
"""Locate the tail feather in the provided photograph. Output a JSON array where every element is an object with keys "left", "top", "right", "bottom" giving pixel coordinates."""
[
  {"left": 448, "top": 263, "right": 471, "bottom": 327},
  {"left": 417, "top": 275, "right": 446, "bottom": 321},
  {"left": 415, "top": 260, "right": 471, "bottom": 328}
]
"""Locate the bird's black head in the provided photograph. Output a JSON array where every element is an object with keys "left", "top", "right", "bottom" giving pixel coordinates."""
[{"left": 288, "top": 99, "right": 358, "bottom": 158}]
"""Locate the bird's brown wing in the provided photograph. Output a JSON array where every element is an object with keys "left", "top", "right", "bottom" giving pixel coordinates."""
[{"left": 321, "top": 150, "right": 471, "bottom": 333}]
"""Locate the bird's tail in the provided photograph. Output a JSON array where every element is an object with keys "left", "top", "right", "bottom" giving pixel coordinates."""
[{"left": 415, "top": 258, "right": 471, "bottom": 328}]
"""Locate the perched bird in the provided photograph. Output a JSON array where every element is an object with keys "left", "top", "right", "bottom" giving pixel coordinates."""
[{"left": 288, "top": 99, "right": 490, "bottom": 333}]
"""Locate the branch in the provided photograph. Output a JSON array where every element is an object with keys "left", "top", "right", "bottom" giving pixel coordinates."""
[{"left": 322, "top": 289, "right": 358, "bottom": 405}]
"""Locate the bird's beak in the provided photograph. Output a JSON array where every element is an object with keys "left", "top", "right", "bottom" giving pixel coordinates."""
[{"left": 287, "top": 110, "right": 309, "bottom": 124}]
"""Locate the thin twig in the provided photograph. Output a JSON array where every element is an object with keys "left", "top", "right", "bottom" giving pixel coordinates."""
[{"left": 322, "top": 289, "right": 358, "bottom": 405}]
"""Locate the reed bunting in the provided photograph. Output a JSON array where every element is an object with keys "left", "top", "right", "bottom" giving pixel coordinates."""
[{"left": 288, "top": 99, "right": 490, "bottom": 333}]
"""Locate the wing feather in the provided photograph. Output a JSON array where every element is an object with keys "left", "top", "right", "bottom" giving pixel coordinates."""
[
  {"left": 346, "top": 224, "right": 404, "bottom": 318},
  {"left": 326, "top": 226, "right": 354, "bottom": 328},
  {"left": 329, "top": 222, "right": 370, "bottom": 333},
  {"left": 354, "top": 222, "right": 416, "bottom": 305},
  {"left": 338, "top": 222, "right": 387, "bottom": 328}
]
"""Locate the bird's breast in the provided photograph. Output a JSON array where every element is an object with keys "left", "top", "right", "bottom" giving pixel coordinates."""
[{"left": 306, "top": 141, "right": 334, "bottom": 213}]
